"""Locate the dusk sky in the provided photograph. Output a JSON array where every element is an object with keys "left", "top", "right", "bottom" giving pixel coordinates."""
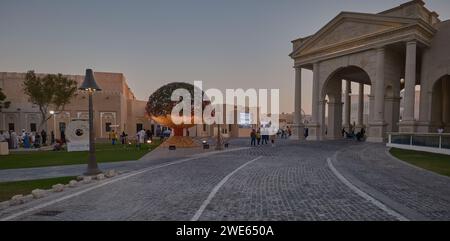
[{"left": 1, "top": 0, "right": 449, "bottom": 114}]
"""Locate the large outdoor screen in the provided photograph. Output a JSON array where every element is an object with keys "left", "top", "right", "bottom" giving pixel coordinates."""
[{"left": 238, "top": 112, "right": 252, "bottom": 128}]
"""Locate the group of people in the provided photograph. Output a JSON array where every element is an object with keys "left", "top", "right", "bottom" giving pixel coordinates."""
[
  {"left": 276, "top": 127, "right": 292, "bottom": 139},
  {"left": 0, "top": 129, "right": 56, "bottom": 149},
  {"left": 342, "top": 126, "right": 366, "bottom": 141},
  {"left": 250, "top": 128, "right": 276, "bottom": 146}
]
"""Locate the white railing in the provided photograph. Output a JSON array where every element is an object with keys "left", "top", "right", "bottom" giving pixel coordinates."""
[{"left": 387, "top": 132, "right": 450, "bottom": 155}]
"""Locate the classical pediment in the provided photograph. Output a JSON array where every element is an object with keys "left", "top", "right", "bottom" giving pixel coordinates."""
[{"left": 291, "top": 12, "right": 418, "bottom": 58}]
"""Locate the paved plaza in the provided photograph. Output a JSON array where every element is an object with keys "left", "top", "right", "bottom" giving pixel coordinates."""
[{"left": 0, "top": 139, "right": 449, "bottom": 221}]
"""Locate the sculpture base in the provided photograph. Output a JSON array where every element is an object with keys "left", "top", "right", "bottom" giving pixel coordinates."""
[{"left": 160, "top": 136, "right": 200, "bottom": 148}]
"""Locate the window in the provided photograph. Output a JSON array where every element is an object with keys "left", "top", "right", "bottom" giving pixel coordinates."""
[
  {"left": 136, "top": 123, "right": 143, "bottom": 132},
  {"left": 30, "top": 123, "right": 37, "bottom": 132},
  {"left": 8, "top": 123, "right": 14, "bottom": 131},
  {"left": 59, "top": 122, "right": 66, "bottom": 133},
  {"left": 105, "top": 122, "right": 112, "bottom": 132}
]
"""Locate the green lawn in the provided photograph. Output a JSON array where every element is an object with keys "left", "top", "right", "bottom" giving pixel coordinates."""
[
  {"left": 0, "top": 176, "right": 75, "bottom": 202},
  {"left": 390, "top": 148, "right": 450, "bottom": 177},
  {"left": 0, "top": 140, "right": 162, "bottom": 170}
]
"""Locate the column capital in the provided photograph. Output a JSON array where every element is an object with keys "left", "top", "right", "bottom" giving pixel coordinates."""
[{"left": 406, "top": 40, "right": 417, "bottom": 46}]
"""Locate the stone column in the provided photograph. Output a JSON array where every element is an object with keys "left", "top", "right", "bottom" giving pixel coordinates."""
[
  {"left": 402, "top": 41, "right": 417, "bottom": 124},
  {"left": 293, "top": 67, "right": 304, "bottom": 139},
  {"left": 328, "top": 100, "right": 343, "bottom": 140},
  {"left": 343, "top": 80, "right": 351, "bottom": 130},
  {"left": 357, "top": 83, "right": 364, "bottom": 128},
  {"left": 311, "top": 63, "right": 320, "bottom": 124},
  {"left": 367, "top": 47, "right": 386, "bottom": 142},
  {"left": 308, "top": 62, "right": 322, "bottom": 140},
  {"left": 443, "top": 77, "right": 450, "bottom": 131},
  {"left": 374, "top": 48, "right": 385, "bottom": 123}
]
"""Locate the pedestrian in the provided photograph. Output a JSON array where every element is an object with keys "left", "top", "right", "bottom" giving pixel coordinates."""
[
  {"left": 34, "top": 132, "right": 41, "bottom": 148},
  {"left": 61, "top": 130, "right": 66, "bottom": 143},
  {"left": 110, "top": 130, "right": 118, "bottom": 145},
  {"left": 21, "top": 129, "right": 26, "bottom": 144},
  {"left": 23, "top": 132, "right": 30, "bottom": 148},
  {"left": 262, "top": 128, "right": 268, "bottom": 145},
  {"left": 120, "top": 131, "right": 128, "bottom": 145},
  {"left": 30, "top": 132, "right": 36, "bottom": 146},
  {"left": 41, "top": 129, "right": 47, "bottom": 145},
  {"left": 256, "top": 129, "right": 261, "bottom": 145},
  {"left": 137, "top": 129, "right": 145, "bottom": 148},
  {"left": 5, "top": 130, "right": 11, "bottom": 149},
  {"left": 149, "top": 129, "right": 154, "bottom": 141},
  {"left": 146, "top": 129, "right": 152, "bottom": 141},
  {"left": 304, "top": 127, "right": 309, "bottom": 139},
  {"left": 11, "top": 131, "right": 18, "bottom": 149},
  {"left": 51, "top": 131, "right": 55, "bottom": 145},
  {"left": 250, "top": 129, "right": 256, "bottom": 146}
]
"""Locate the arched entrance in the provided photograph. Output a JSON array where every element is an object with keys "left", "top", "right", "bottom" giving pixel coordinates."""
[
  {"left": 430, "top": 75, "right": 450, "bottom": 132},
  {"left": 321, "top": 66, "right": 371, "bottom": 140}
]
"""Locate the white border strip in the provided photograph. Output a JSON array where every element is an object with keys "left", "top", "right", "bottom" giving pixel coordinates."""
[
  {"left": 327, "top": 158, "right": 408, "bottom": 221},
  {"left": 387, "top": 143, "right": 450, "bottom": 156},
  {"left": 191, "top": 156, "right": 263, "bottom": 221},
  {"left": 0, "top": 147, "right": 250, "bottom": 221}
]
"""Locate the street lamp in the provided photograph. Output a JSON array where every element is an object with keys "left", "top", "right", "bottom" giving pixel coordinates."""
[
  {"left": 215, "top": 123, "right": 223, "bottom": 150},
  {"left": 49, "top": 110, "right": 57, "bottom": 137},
  {"left": 79, "top": 69, "right": 102, "bottom": 175}
]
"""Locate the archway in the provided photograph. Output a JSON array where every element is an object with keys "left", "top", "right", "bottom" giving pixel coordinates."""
[
  {"left": 321, "top": 66, "right": 371, "bottom": 140},
  {"left": 430, "top": 75, "right": 450, "bottom": 132}
]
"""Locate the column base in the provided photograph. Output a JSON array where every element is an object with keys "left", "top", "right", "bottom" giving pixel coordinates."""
[
  {"left": 399, "top": 120, "right": 417, "bottom": 133},
  {"left": 291, "top": 124, "right": 305, "bottom": 140},
  {"left": 305, "top": 123, "right": 322, "bottom": 141},
  {"left": 367, "top": 121, "right": 387, "bottom": 143},
  {"left": 415, "top": 121, "right": 431, "bottom": 133}
]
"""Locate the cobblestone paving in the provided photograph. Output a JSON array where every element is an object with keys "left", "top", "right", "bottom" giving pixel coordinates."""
[
  {"left": 334, "top": 143, "right": 450, "bottom": 220},
  {"left": 1, "top": 139, "right": 448, "bottom": 221},
  {"left": 199, "top": 142, "right": 396, "bottom": 221}
]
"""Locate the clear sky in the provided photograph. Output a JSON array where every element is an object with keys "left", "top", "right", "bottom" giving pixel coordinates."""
[{"left": 1, "top": 0, "right": 449, "bottom": 114}]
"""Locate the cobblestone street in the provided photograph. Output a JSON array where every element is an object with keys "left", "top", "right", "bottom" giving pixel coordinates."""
[{"left": 1, "top": 139, "right": 449, "bottom": 221}]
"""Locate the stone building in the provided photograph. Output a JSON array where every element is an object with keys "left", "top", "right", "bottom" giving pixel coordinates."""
[
  {"left": 0, "top": 71, "right": 154, "bottom": 140},
  {"left": 187, "top": 104, "right": 261, "bottom": 138},
  {"left": 290, "top": 0, "right": 450, "bottom": 142}
]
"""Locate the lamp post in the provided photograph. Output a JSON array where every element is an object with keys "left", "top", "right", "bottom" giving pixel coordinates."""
[
  {"left": 215, "top": 123, "right": 223, "bottom": 150},
  {"left": 49, "top": 110, "right": 56, "bottom": 136},
  {"left": 79, "top": 69, "right": 102, "bottom": 175}
]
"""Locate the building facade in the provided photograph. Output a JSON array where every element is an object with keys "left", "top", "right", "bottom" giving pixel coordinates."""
[
  {"left": 291, "top": 0, "right": 450, "bottom": 142},
  {"left": 0, "top": 71, "right": 154, "bottom": 140}
]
